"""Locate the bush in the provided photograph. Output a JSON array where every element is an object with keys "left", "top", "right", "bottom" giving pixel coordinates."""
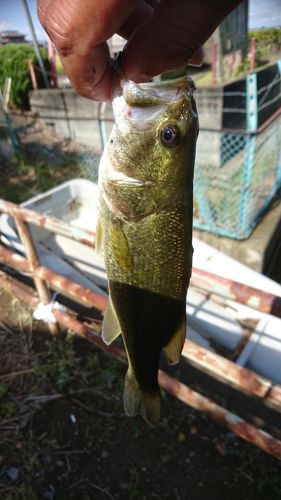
[
  {"left": 236, "top": 27, "right": 281, "bottom": 77},
  {"left": 0, "top": 44, "right": 50, "bottom": 109},
  {"left": 250, "top": 27, "right": 281, "bottom": 48},
  {"left": 249, "top": 27, "right": 281, "bottom": 61}
]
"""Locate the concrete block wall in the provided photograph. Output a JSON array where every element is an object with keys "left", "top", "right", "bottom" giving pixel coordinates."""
[{"left": 30, "top": 88, "right": 114, "bottom": 151}]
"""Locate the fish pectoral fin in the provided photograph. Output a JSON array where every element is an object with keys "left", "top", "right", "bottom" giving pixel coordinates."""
[
  {"left": 110, "top": 222, "right": 133, "bottom": 274},
  {"left": 102, "top": 296, "right": 121, "bottom": 345},
  {"left": 123, "top": 369, "right": 161, "bottom": 427},
  {"left": 95, "top": 216, "right": 104, "bottom": 253},
  {"left": 163, "top": 310, "right": 186, "bottom": 366}
]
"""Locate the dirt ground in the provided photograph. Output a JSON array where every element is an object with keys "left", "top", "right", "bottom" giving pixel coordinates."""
[
  {"left": 0, "top": 286, "right": 281, "bottom": 500},
  {"left": 1, "top": 117, "right": 281, "bottom": 499}
]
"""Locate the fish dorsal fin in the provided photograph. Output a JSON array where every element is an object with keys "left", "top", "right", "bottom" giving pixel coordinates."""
[
  {"left": 102, "top": 295, "right": 121, "bottom": 345},
  {"left": 163, "top": 309, "right": 186, "bottom": 365},
  {"left": 95, "top": 216, "right": 104, "bottom": 253}
]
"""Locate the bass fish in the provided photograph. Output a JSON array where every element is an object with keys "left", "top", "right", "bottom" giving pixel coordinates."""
[{"left": 97, "top": 76, "right": 198, "bottom": 425}]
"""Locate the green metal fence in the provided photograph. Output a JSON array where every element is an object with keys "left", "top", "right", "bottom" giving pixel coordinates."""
[
  {"left": 6, "top": 62, "right": 281, "bottom": 241},
  {"left": 194, "top": 113, "right": 281, "bottom": 239},
  {"left": 193, "top": 66, "right": 281, "bottom": 239},
  {"left": 36, "top": 64, "right": 281, "bottom": 240}
]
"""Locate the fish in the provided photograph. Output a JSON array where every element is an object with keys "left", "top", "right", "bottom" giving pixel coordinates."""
[{"left": 97, "top": 76, "right": 198, "bottom": 425}]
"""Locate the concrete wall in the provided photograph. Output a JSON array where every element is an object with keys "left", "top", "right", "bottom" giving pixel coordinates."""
[
  {"left": 29, "top": 62, "right": 279, "bottom": 170},
  {"left": 30, "top": 86, "right": 226, "bottom": 167},
  {"left": 30, "top": 88, "right": 114, "bottom": 152}
]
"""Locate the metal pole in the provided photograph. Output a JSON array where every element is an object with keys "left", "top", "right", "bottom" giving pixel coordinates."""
[
  {"left": 14, "top": 216, "right": 59, "bottom": 335},
  {"left": 21, "top": 0, "right": 50, "bottom": 88},
  {"left": 47, "top": 37, "right": 58, "bottom": 88},
  {"left": 28, "top": 60, "right": 38, "bottom": 89},
  {"left": 211, "top": 43, "right": 218, "bottom": 86},
  {"left": 98, "top": 102, "right": 108, "bottom": 149},
  {"left": 249, "top": 38, "right": 257, "bottom": 73},
  {"left": 0, "top": 90, "right": 20, "bottom": 153},
  {"left": 238, "top": 72, "right": 257, "bottom": 237}
]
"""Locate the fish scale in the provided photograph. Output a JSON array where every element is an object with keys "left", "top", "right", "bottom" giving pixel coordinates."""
[{"left": 97, "top": 76, "right": 198, "bottom": 425}]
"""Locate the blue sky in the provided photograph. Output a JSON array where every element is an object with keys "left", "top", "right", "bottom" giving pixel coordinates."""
[
  {"left": 249, "top": 0, "right": 281, "bottom": 28},
  {"left": 0, "top": 0, "right": 46, "bottom": 41},
  {"left": 0, "top": 0, "right": 281, "bottom": 43}
]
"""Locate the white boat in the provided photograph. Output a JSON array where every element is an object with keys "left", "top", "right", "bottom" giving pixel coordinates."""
[{"left": 1, "top": 178, "right": 281, "bottom": 384}]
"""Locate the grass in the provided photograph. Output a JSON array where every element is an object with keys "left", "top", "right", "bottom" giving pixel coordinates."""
[
  {"left": 0, "top": 151, "right": 83, "bottom": 204},
  {"left": 0, "top": 116, "right": 100, "bottom": 204}
]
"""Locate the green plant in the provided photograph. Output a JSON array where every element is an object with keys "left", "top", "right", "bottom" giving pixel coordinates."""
[
  {"left": 235, "top": 27, "right": 281, "bottom": 77},
  {"left": 1, "top": 400, "right": 18, "bottom": 417},
  {"left": 0, "top": 44, "right": 50, "bottom": 109},
  {"left": 249, "top": 27, "right": 281, "bottom": 65},
  {"left": 34, "top": 333, "right": 78, "bottom": 391},
  {"left": 5, "top": 483, "right": 38, "bottom": 500},
  {"left": 250, "top": 27, "right": 281, "bottom": 52},
  {"left": 0, "top": 381, "right": 9, "bottom": 398}
]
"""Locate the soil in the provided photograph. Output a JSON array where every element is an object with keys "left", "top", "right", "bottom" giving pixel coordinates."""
[{"left": 0, "top": 287, "right": 281, "bottom": 500}]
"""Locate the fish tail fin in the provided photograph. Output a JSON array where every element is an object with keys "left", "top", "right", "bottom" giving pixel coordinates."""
[
  {"left": 123, "top": 369, "right": 161, "bottom": 427},
  {"left": 163, "top": 310, "right": 186, "bottom": 365}
]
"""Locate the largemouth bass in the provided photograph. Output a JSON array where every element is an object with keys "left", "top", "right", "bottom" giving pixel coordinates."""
[{"left": 97, "top": 76, "right": 198, "bottom": 425}]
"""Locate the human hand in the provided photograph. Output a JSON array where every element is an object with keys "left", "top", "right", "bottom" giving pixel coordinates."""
[{"left": 38, "top": 0, "right": 243, "bottom": 101}]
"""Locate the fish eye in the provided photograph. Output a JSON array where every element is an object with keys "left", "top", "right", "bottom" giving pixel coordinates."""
[{"left": 160, "top": 125, "right": 180, "bottom": 148}]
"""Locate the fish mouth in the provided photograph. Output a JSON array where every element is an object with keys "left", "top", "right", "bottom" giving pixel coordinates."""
[
  {"left": 113, "top": 76, "right": 195, "bottom": 131},
  {"left": 122, "top": 76, "right": 195, "bottom": 107}
]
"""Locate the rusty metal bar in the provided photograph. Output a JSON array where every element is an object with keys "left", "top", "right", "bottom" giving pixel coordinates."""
[
  {"left": 36, "top": 266, "right": 107, "bottom": 312},
  {"left": 191, "top": 267, "right": 281, "bottom": 319},
  {"left": 182, "top": 340, "right": 271, "bottom": 398},
  {"left": 0, "top": 200, "right": 95, "bottom": 248},
  {"left": 13, "top": 217, "right": 59, "bottom": 335},
  {"left": 0, "top": 245, "right": 32, "bottom": 273},
  {"left": 266, "top": 386, "right": 281, "bottom": 414},
  {"left": 1, "top": 271, "right": 281, "bottom": 460},
  {"left": 1, "top": 200, "right": 281, "bottom": 453},
  {"left": 1, "top": 198, "right": 281, "bottom": 319},
  {"left": 1, "top": 242, "right": 281, "bottom": 413},
  {"left": 182, "top": 341, "right": 281, "bottom": 414},
  {"left": 158, "top": 371, "right": 281, "bottom": 461},
  {"left": 0, "top": 272, "right": 39, "bottom": 308},
  {"left": 0, "top": 245, "right": 106, "bottom": 312}
]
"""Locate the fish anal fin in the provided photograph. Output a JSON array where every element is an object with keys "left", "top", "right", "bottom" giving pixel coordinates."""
[
  {"left": 102, "top": 296, "right": 121, "bottom": 345},
  {"left": 123, "top": 369, "right": 161, "bottom": 427},
  {"left": 95, "top": 216, "right": 104, "bottom": 253},
  {"left": 163, "top": 311, "right": 186, "bottom": 366}
]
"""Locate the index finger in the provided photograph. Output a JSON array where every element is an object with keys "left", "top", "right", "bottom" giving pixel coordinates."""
[{"left": 38, "top": 0, "right": 148, "bottom": 100}]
